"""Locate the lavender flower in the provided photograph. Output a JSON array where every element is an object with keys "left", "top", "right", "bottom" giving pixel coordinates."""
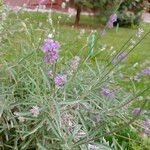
[
  {"left": 70, "top": 56, "right": 80, "bottom": 71},
  {"left": 44, "top": 50, "right": 59, "bottom": 64},
  {"left": 117, "top": 52, "right": 128, "bottom": 60},
  {"left": 112, "top": 52, "right": 128, "bottom": 64},
  {"left": 61, "top": 112, "right": 76, "bottom": 133},
  {"left": 141, "top": 67, "right": 150, "bottom": 76},
  {"left": 107, "top": 13, "right": 117, "bottom": 28},
  {"left": 132, "top": 108, "right": 147, "bottom": 115},
  {"left": 42, "top": 39, "right": 60, "bottom": 53},
  {"left": 132, "top": 108, "right": 141, "bottom": 114},
  {"left": 101, "top": 88, "right": 115, "bottom": 98},
  {"left": 54, "top": 75, "right": 67, "bottom": 88},
  {"left": 30, "top": 106, "right": 40, "bottom": 117},
  {"left": 42, "top": 39, "right": 60, "bottom": 64}
]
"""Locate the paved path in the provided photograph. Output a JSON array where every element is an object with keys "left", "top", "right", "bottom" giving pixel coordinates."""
[
  {"left": 4, "top": 0, "right": 61, "bottom": 9},
  {"left": 142, "top": 13, "right": 150, "bottom": 23},
  {"left": 4, "top": 0, "right": 28, "bottom": 6}
]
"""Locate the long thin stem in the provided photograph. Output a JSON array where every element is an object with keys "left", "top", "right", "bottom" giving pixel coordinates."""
[
  {"left": 72, "top": 95, "right": 148, "bottom": 147},
  {"left": 77, "top": 31, "right": 150, "bottom": 100},
  {"left": 103, "top": 86, "right": 150, "bottom": 115}
]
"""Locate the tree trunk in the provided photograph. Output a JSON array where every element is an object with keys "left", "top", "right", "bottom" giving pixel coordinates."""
[{"left": 75, "top": 6, "right": 81, "bottom": 26}]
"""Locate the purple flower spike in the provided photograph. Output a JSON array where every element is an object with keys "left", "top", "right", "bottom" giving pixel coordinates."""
[
  {"left": 42, "top": 39, "right": 60, "bottom": 53},
  {"left": 54, "top": 75, "right": 67, "bottom": 88},
  {"left": 70, "top": 56, "right": 80, "bottom": 71},
  {"left": 107, "top": 13, "right": 117, "bottom": 28},
  {"left": 132, "top": 108, "right": 147, "bottom": 115},
  {"left": 30, "top": 106, "right": 40, "bottom": 117},
  {"left": 118, "top": 52, "right": 128, "bottom": 60},
  {"left": 112, "top": 52, "right": 128, "bottom": 64},
  {"left": 110, "top": 14, "right": 117, "bottom": 22},
  {"left": 141, "top": 67, "right": 150, "bottom": 76},
  {"left": 132, "top": 108, "right": 141, "bottom": 114},
  {"left": 101, "top": 88, "right": 115, "bottom": 98},
  {"left": 44, "top": 50, "right": 59, "bottom": 64},
  {"left": 42, "top": 38, "right": 60, "bottom": 64}
]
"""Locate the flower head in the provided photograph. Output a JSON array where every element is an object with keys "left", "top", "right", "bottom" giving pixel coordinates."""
[
  {"left": 107, "top": 13, "right": 117, "bottom": 28},
  {"left": 141, "top": 67, "right": 150, "bottom": 76},
  {"left": 118, "top": 52, "right": 128, "bottom": 60},
  {"left": 70, "top": 56, "right": 80, "bottom": 71},
  {"left": 42, "top": 39, "right": 60, "bottom": 53},
  {"left": 30, "top": 106, "right": 40, "bottom": 117},
  {"left": 44, "top": 50, "right": 59, "bottom": 64},
  {"left": 132, "top": 108, "right": 147, "bottom": 115},
  {"left": 42, "top": 39, "right": 60, "bottom": 64},
  {"left": 101, "top": 88, "right": 115, "bottom": 98},
  {"left": 54, "top": 75, "right": 67, "bottom": 88},
  {"left": 112, "top": 52, "right": 128, "bottom": 64}
]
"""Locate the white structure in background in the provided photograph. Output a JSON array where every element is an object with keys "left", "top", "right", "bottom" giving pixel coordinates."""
[{"left": 142, "top": 13, "right": 150, "bottom": 23}]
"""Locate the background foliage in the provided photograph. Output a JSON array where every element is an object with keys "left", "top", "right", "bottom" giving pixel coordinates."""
[{"left": 72, "top": 0, "right": 145, "bottom": 26}]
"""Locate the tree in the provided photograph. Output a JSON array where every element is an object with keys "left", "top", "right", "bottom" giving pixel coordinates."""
[
  {"left": 69, "top": 0, "right": 119, "bottom": 26},
  {"left": 68, "top": 0, "right": 98, "bottom": 25},
  {"left": 117, "top": 0, "right": 145, "bottom": 26}
]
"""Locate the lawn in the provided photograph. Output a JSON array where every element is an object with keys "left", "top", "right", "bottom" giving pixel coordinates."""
[
  {"left": 1, "top": 11, "right": 150, "bottom": 96},
  {"left": 0, "top": 10, "right": 150, "bottom": 149}
]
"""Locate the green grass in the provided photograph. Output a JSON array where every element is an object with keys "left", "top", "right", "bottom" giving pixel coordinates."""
[
  {"left": 0, "top": 11, "right": 150, "bottom": 108},
  {"left": 9, "top": 11, "right": 150, "bottom": 62},
  {"left": 2, "top": 11, "right": 150, "bottom": 87}
]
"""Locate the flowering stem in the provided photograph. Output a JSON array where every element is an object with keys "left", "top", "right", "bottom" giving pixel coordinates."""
[
  {"left": 103, "top": 86, "right": 150, "bottom": 115},
  {"left": 95, "top": 31, "right": 150, "bottom": 88},
  {"left": 78, "top": 31, "right": 150, "bottom": 100},
  {"left": 52, "top": 63, "right": 57, "bottom": 96},
  {"left": 72, "top": 95, "right": 148, "bottom": 147}
]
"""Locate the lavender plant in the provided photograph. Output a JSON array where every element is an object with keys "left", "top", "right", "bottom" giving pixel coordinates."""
[{"left": 0, "top": 2, "right": 150, "bottom": 150}]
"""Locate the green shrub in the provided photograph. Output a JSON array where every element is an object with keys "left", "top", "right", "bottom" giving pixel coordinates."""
[
  {"left": 0, "top": 5, "right": 149, "bottom": 150},
  {"left": 117, "top": 0, "right": 144, "bottom": 26}
]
